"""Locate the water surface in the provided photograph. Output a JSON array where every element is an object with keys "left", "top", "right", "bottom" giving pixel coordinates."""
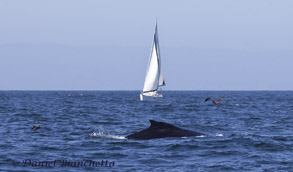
[{"left": 0, "top": 91, "right": 292, "bottom": 171}]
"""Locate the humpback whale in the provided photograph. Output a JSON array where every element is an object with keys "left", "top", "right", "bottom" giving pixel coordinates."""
[{"left": 126, "top": 120, "right": 205, "bottom": 140}]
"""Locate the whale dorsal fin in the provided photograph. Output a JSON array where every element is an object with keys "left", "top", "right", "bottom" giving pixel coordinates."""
[
  {"left": 149, "top": 120, "right": 160, "bottom": 127},
  {"left": 149, "top": 120, "right": 178, "bottom": 129}
]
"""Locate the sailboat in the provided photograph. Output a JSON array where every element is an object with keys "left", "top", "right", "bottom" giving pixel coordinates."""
[{"left": 140, "top": 22, "right": 166, "bottom": 101}]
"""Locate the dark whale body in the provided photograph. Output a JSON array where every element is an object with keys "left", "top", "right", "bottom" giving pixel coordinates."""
[{"left": 126, "top": 120, "right": 205, "bottom": 140}]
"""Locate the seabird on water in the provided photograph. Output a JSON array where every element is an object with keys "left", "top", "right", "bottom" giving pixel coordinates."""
[{"left": 32, "top": 125, "right": 40, "bottom": 131}]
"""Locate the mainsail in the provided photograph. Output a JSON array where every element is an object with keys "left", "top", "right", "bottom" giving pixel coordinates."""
[{"left": 140, "top": 22, "right": 165, "bottom": 100}]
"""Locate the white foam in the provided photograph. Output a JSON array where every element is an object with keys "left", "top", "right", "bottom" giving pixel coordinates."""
[
  {"left": 91, "top": 131, "right": 126, "bottom": 140},
  {"left": 196, "top": 135, "right": 207, "bottom": 138},
  {"left": 102, "top": 134, "right": 126, "bottom": 140},
  {"left": 216, "top": 133, "right": 223, "bottom": 137}
]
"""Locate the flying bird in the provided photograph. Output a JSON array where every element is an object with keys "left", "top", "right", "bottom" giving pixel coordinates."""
[{"left": 204, "top": 97, "right": 226, "bottom": 104}]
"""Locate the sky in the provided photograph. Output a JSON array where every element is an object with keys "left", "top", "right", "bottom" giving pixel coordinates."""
[{"left": 0, "top": 0, "right": 292, "bottom": 90}]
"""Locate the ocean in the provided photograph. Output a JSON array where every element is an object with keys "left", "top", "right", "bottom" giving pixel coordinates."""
[{"left": 0, "top": 91, "right": 292, "bottom": 171}]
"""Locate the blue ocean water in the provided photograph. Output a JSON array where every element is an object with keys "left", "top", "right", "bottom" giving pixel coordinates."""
[{"left": 0, "top": 91, "right": 292, "bottom": 171}]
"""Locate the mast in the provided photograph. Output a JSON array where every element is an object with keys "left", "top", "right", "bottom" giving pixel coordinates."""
[{"left": 155, "top": 21, "right": 165, "bottom": 87}]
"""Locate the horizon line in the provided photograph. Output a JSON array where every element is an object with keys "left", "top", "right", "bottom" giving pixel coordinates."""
[{"left": 0, "top": 89, "right": 292, "bottom": 91}]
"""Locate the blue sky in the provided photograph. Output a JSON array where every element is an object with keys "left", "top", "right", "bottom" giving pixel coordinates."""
[{"left": 0, "top": 0, "right": 292, "bottom": 90}]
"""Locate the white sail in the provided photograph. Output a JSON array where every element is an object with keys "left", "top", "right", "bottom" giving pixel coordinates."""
[
  {"left": 142, "top": 43, "right": 160, "bottom": 92},
  {"left": 156, "top": 24, "right": 165, "bottom": 87},
  {"left": 140, "top": 22, "right": 165, "bottom": 101}
]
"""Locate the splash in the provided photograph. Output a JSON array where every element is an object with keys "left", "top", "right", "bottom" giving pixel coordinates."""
[
  {"left": 90, "top": 128, "right": 126, "bottom": 140},
  {"left": 216, "top": 133, "right": 223, "bottom": 137},
  {"left": 196, "top": 135, "right": 207, "bottom": 138}
]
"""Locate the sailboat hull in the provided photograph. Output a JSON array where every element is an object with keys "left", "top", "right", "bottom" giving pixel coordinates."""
[{"left": 140, "top": 92, "right": 163, "bottom": 101}]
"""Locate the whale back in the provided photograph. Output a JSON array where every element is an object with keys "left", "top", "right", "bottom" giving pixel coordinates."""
[
  {"left": 126, "top": 120, "right": 205, "bottom": 140},
  {"left": 149, "top": 120, "right": 180, "bottom": 130}
]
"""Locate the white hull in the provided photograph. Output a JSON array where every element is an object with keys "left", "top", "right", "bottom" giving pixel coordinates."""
[{"left": 140, "top": 92, "right": 163, "bottom": 101}]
